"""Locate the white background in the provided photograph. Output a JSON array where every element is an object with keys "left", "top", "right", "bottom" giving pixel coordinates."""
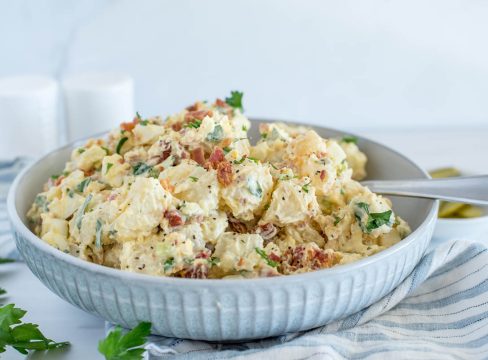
[{"left": 1, "top": 0, "right": 488, "bottom": 130}]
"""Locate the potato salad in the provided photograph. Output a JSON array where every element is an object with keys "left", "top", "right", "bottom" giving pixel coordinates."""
[{"left": 27, "top": 92, "right": 411, "bottom": 279}]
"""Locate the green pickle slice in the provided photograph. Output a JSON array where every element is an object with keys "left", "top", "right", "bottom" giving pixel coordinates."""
[{"left": 429, "top": 167, "right": 484, "bottom": 219}]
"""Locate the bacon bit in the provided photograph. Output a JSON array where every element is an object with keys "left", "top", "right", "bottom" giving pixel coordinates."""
[
  {"left": 257, "top": 223, "right": 277, "bottom": 240},
  {"left": 237, "top": 257, "right": 245, "bottom": 267},
  {"left": 186, "top": 102, "right": 200, "bottom": 112},
  {"left": 191, "top": 147, "right": 206, "bottom": 166},
  {"left": 317, "top": 151, "right": 327, "bottom": 158},
  {"left": 229, "top": 216, "right": 247, "bottom": 233},
  {"left": 215, "top": 98, "right": 228, "bottom": 108},
  {"left": 216, "top": 161, "right": 233, "bottom": 186},
  {"left": 54, "top": 176, "right": 65, "bottom": 186},
  {"left": 171, "top": 122, "right": 182, "bottom": 132},
  {"left": 159, "top": 178, "right": 175, "bottom": 193},
  {"left": 184, "top": 263, "right": 208, "bottom": 279},
  {"left": 120, "top": 117, "right": 139, "bottom": 132},
  {"left": 184, "top": 109, "right": 213, "bottom": 122},
  {"left": 181, "top": 151, "right": 189, "bottom": 159},
  {"left": 83, "top": 169, "right": 94, "bottom": 177},
  {"left": 269, "top": 252, "right": 281, "bottom": 263},
  {"left": 207, "top": 147, "right": 225, "bottom": 169},
  {"left": 320, "top": 169, "right": 326, "bottom": 181},
  {"left": 118, "top": 158, "right": 125, "bottom": 164},
  {"left": 165, "top": 210, "right": 184, "bottom": 227}
]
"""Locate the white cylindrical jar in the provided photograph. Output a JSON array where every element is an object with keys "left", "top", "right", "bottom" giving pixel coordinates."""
[
  {"left": 62, "top": 73, "right": 134, "bottom": 142},
  {"left": 0, "top": 75, "right": 59, "bottom": 159}
]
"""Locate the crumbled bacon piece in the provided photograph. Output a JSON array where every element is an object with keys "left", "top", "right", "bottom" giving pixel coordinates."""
[
  {"left": 54, "top": 176, "right": 65, "bottom": 186},
  {"left": 215, "top": 98, "right": 228, "bottom": 108},
  {"left": 228, "top": 216, "right": 247, "bottom": 233},
  {"left": 221, "top": 137, "right": 232, "bottom": 148},
  {"left": 269, "top": 252, "right": 281, "bottom": 263},
  {"left": 120, "top": 117, "right": 139, "bottom": 132},
  {"left": 216, "top": 161, "right": 233, "bottom": 186},
  {"left": 320, "top": 170, "right": 326, "bottom": 181},
  {"left": 191, "top": 147, "right": 206, "bottom": 166},
  {"left": 165, "top": 210, "right": 183, "bottom": 227},
  {"left": 256, "top": 223, "right": 277, "bottom": 240},
  {"left": 281, "top": 245, "right": 339, "bottom": 273},
  {"left": 185, "top": 109, "right": 213, "bottom": 122},
  {"left": 171, "top": 122, "right": 182, "bottom": 132},
  {"left": 206, "top": 147, "right": 225, "bottom": 169},
  {"left": 186, "top": 102, "right": 200, "bottom": 112}
]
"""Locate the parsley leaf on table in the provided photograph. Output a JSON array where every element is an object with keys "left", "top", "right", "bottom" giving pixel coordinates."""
[
  {"left": 0, "top": 304, "right": 69, "bottom": 355},
  {"left": 98, "top": 321, "right": 151, "bottom": 360}
]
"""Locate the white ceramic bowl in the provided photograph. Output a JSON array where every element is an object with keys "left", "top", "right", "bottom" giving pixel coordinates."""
[{"left": 7, "top": 120, "right": 438, "bottom": 341}]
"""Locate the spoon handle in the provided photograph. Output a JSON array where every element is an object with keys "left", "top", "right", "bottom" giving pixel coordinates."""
[{"left": 361, "top": 175, "right": 488, "bottom": 205}]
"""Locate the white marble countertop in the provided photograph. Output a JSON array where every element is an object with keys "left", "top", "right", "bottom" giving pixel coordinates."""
[{"left": 4, "top": 127, "right": 488, "bottom": 359}]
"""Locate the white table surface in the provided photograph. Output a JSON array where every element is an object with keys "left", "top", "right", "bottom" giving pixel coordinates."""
[{"left": 3, "top": 127, "right": 488, "bottom": 359}]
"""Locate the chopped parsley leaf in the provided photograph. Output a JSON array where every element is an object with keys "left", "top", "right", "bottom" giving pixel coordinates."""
[
  {"left": 223, "top": 146, "right": 232, "bottom": 154},
  {"left": 106, "top": 163, "right": 113, "bottom": 174},
  {"left": 333, "top": 215, "right": 343, "bottom": 226},
  {"left": 98, "top": 321, "right": 151, "bottom": 360},
  {"left": 116, "top": 137, "right": 128, "bottom": 154},
  {"left": 341, "top": 135, "right": 358, "bottom": 144},
  {"left": 163, "top": 258, "right": 175, "bottom": 272},
  {"left": 260, "top": 133, "right": 268, "bottom": 139},
  {"left": 301, "top": 181, "right": 312, "bottom": 193},
  {"left": 76, "top": 178, "right": 91, "bottom": 193},
  {"left": 139, "top": 120, "right": 149, "bottom": 126},
  {"left": 255, "top": 248, "right": 278, "bottom": 268},
  {"left": 189, "top": 176, "right": 199, "bottom": 182},
  {"left": 76, "top": 194, "right": 93, "bottom": 230},
  {"left": 185, "top": 119, "right": 202, "bottom": 129},
  {"left": 225, "top": 90, "right": 244, "bottom": 111},
  {"left": 247, "top": 178, "right": 263, "bottom": 198},
  {"left": 77, "top": 148, "right": 85, "bottom": 154},
  {"left": 208, "top": 257, "right": 220, "bottom": 266},
  {"left": 132, "top": 163, "right": 152, "bottom": 176},
  {"left": 206, "top": 124, "right": 224, "bottom": 142}
]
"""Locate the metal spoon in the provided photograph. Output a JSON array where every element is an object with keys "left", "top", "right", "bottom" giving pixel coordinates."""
[{"left": 361, "top": 175, "right": 488, "bottom": 205}]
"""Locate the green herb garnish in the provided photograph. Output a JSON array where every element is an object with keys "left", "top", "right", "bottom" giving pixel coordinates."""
[
  {"left": 116, "top": 137, "right": 128, "bottom": 154},
  {"left": 255, "top": 248, "right": 278, "bottom": 268},
  {"left": 106, "top": 163, "right": 113, "bottom": 174},
  {"left": 225, "top": 91, "right": 244, "bottom": 111},
  {"left": 139, "top": 120, "right": 149, "bottom": 126},
  {"left": 0, "top": 258, "right": 15, "bottom": 264},
  {"left": 77, "top": 148, "right": 85, "bottom": 154},
  {"left": 247, "top": 178, "right": 263, "bottom": 198},
  {"left": 260, "top": 133, "right": 268, "bottom": 139},
  {"left": 98, "top": 321, "right": 151, "bottom": 360},
  {"left": 301, "top": 181, "right": 312, "bottom": 193},
  {"left": 101, "top": 146, "right": 110, "bottom": 155},
  {"left": 34, "top": 195, "right": 48, "bottom": 212},
  {"left": 0, "top": 304, "right": 69, "bottom": 355},
  {"left": 185, "top": 119, "right": 202, "bottom": 129},
  {"left": 76, "top": 194, "right": 93, "bottom": 230},
  {"left": 206, "top": 125, "right": 223, "bottom": 142},
  {"left": 76, "top": 178, "right": 91, "bottom": 193},
  {"left": 223, "top": 147, "right": 232, "bottom": 154},
  {"left": 163, "top": 258, "right": 175, "bottom": 272},
  {"left": 208, "top": 257, "right": 220, "bottom": 266},
  {"left": 189, "top": 176, "right": 199, "bottom": 182},
  {"left": 247, "top": 157, "right": 259, "bottom": 163},
  {"left": 354, "top": 202, "right": 393, "bottom": 233},
  {"left": 242, "top": 125, "right": 248, "bottom": 131},
  {"left": 132, "top": 163, "right": 152, "bottom": 176},
  {"left": 333, "top": 215, "right": 343, "bottom": 226},
  {"left": 341, "top": 135, "right": 358, "bottom": 144}
]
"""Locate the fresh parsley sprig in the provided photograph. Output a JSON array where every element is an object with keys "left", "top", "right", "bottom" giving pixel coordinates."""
[
  {"left": 225, "top": 91, "right": 244, "bottom": 111},
  {"left": 255, "top": 248, "right": 278, "bottom": 268},
  {"left": 98, "top": 322, "right": 151, "bottom": 360},
  {"left": 0, "top": 304, "right": 69, "bottom": 355}
]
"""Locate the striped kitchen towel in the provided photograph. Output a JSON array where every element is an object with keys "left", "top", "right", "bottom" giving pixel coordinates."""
[
  {"left": 104, "top": 240, "right": 488, "bottom": 359},
  {"left": 0, "top": 159, "right": 29, "bottom": 260}
]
